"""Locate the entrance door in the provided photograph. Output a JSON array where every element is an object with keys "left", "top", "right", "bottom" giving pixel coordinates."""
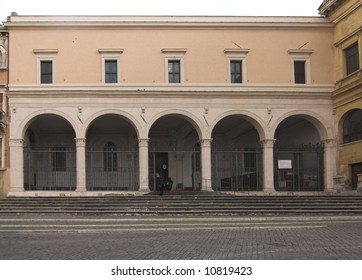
[
  {"left": 154, "top": 152, "right": 168, "bottom": 190},
  {"left": 351, "top": 163, "right": 362, "bottom": 190}
]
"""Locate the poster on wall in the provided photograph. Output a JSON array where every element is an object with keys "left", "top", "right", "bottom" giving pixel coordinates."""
[{"left": 278, "top": 160, "right": 292, "bottom": 169}]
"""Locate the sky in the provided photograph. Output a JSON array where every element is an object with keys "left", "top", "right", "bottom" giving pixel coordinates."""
[{"left": 1, "top": 0, "right": 322, "bottom": 22}]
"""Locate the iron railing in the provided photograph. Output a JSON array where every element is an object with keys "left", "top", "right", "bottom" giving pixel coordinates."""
[
  {"left": 212, "top": 149, "right": 263, "bottom": 192},
  {"left": 86, "top": 149, "right": 139, "bottom": 191},
  {"left": 274, "top": 143, "right": 324, "bottom": 192},
  {"left": 23, "top": 147, "right": 76, "bottom": 190}
]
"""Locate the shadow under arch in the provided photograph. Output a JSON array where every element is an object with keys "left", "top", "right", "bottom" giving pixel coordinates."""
[
  {"left": 210, "top": 111, "right": 268, "bottom": 141},
  {"left": 22, "top": 113, "right": 78, "bottom": 191},
  {"left": 210, "top": 112, "right": 266, "bottom": 192},
  {"left": 81, "top": 109, "right": 143, "bottom": 139},
  {"left": 272, "top": 112, "right": 330, "bottom": 192},
  {"left": 84, "top": 112, "right": 141, "bottom": 191},
  {"left": 271, "top": 111, "right": 332, "bottom": 141},
  {"left": 146, "top": 110, "right": 204, "bottom": 140},
  {"left": 147, "top": 111, "right": 204, "bottom": 192},
  {"left": 17, "top": 110, "right": 79, "bottom": 140}
]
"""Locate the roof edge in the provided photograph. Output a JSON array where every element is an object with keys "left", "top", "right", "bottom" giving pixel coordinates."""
[{"left": 4, "top": 15, "right": 333, "bottom": 28}]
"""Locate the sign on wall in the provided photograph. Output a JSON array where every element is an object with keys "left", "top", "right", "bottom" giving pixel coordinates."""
[{"left": 278, "top": 160, "right": 292, "bottom": 169}]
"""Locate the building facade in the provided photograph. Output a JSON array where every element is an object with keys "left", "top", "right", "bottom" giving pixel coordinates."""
[
  {"left": 2, "top": 14, "right": 340, "bottom": 196},
  {"left": 319, "top": 0, "right": 362, "bottom": 191}
]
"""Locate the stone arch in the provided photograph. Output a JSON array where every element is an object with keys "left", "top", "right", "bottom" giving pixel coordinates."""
[
  {"left": 146, "top": 109, "right": 204, "bottom": 140},
  {"left": 22, "top": 112, "right": 78, "bottom": 191},
  {"left": 81, "top": 109, "right": 143, "bottom": 139},
  {"left": 210, "top": 110, "right": 268, "bottom": 141},
  {"left": 272, "top": 111, "right": 330, "bottom": 192},
  {"left": 210, "top": 111, "right": 266, "bottom": 192},
  {"left": 147, "top": 110, "right": 204, "bottom": 191},
  {"left": 271, "top": 110, "right": 332, "bottom": 141},
  {"left": 17, "top": 109, "right": 79, "bottom": 140}
]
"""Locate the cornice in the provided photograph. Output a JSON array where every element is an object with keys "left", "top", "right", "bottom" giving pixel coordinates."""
[
  {"left": 6, "top": 83, "right": 334, "bottom": 99},
  {"left": 319, "top": 0, "right": 342, "bottom": 16},
  {"left": 319, "top": 0, "right": 362, "bottom": 23},
  {"left": 4, "top": 15, "right": 334, "bottom": 30},
  {"left": 334, "top": 26, "right": 362, "bottom": 47}
]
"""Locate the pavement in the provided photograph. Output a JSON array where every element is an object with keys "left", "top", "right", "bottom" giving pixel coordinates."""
[{"left": 0, "top": 214, "right": 362, "bottom": 260}]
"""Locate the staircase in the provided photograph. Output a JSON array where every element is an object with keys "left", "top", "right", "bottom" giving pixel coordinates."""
[{"left": 1, "top": 193, "right": 362, "bottom": 215}]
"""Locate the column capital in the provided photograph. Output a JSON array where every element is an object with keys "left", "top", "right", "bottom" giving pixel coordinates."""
[
  {"left": 75, "top": 138, "right": 86, "bottom": 147},
  {"left": 199, "top": 138, "right": 213, "bottom": 146},
  {"left": 138, "top": 138, "right": 150, "bottom": 146},
  {"left": 260, "top": 139, "right": 276, "bottom": 148},
  {"left": 9, "top": 138, "right": 24, "bottom": 147},
  {"left": 321, "top": 138, "right": 336, "bottom": 147}
]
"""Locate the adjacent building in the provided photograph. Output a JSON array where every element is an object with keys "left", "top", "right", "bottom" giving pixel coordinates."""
[
  {"left": 319, "top": 0, "right": 362, "bottom": 191},
  {"left": 0, "top": 26, "right": 8, "bottom": 196}
]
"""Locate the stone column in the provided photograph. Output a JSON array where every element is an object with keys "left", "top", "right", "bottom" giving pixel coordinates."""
[
  {"left": 75, "top": 138, "right": 87, "bottom": 192},
  {"left": 200, "top": 138, "right": 213, "bottom": 192},
  {"left": 322, "top": 139, "right": 337, "bottom": 192},
  {"left": 9, "top": 139, "right": 24, "bottom": 193},
  {"left": 138, "top": 138, "right": 150, "bottom": 192},
  {"left": 260, "top": 139, "right": 275, "bottom": 193}
]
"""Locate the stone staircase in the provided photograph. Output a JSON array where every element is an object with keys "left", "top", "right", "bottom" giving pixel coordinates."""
[{"left": 1, "top": 193, "right": 362, "bottom": 215}]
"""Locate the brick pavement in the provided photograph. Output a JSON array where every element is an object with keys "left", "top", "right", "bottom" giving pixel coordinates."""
[{"left": 0, "top": 215, "right": 362, "bottom": 260}]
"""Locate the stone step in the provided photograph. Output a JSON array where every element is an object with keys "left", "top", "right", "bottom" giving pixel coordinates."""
[{"left": 1, "top": 195, "right": 362, "bottom": 215}]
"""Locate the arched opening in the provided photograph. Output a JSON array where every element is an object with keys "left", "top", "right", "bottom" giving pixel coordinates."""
[
  {"left": 342, "top": 109, "right": 362, "bottom": 144},
  {"left": 274, "top": 116, "right": 324, "bottom": 192},
  {"left": 341, "top": 109, "right": 362, "bottom": 190},
  {"left": 86, "top": 114, "right": 139, "bottom": 191},
  {"left": 23, "top": 114, "right": 76, "bottom": 190},
  {"left": 148, "top": 115, "right": 200, "bottom": 191},
  {"left": 211, "top": 115, "right": 263, "bottom": 191},
  {"left": 0, "top": 46, "right": 6, "bottom": 69}
]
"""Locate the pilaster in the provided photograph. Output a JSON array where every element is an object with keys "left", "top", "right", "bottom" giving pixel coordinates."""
[
  {"left": 138, "top": 138, "right": 150, "bottom": 192},
  {"left": 199, "top": 138, "right": 213, "bottom": 191},
  {"left": 260, "top": 139, "right": 276, "bottom": 193},
  {"left": 322, "top": 139, "right": 337, "bottom": 192},
  {"left": 9, "top": 139, "right": 24, "bottom": 193},
  {"left": 75, "top": 138, "right": 87, "bottom": 192}
]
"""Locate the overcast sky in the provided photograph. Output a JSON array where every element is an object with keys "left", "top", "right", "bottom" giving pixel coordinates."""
[{"left": 1, "top": 0, "right": 322, "bottom": 22}]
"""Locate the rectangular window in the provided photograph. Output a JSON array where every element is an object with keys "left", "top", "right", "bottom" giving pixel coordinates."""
[
  {"left": 230, "top": 60, "right": 242, "bottom": 83},
  {"left": 294, "top": 61, "right": 306, "bottom": 84},
  {"left": 105, "top": 60, "right": 118, "bottom": 83},
  {"left": 52, "top": 147, "right": 66, "bottom": 172},
  {"left": 40, "top": 60, "right": 53, "bottom": 84},
  {"left": 168, "top": 60, "right": 181, "bottom": 83},
  {"left": 345, "top": 43, "right": 360, "bottom": 75}
]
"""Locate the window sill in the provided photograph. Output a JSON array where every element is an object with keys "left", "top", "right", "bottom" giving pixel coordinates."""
[{"left": 341, "top": 139, "right": 362, "bottom": 147}]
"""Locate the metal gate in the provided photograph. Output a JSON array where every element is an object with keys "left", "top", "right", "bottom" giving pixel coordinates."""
[
  {"left": 24, "top": 147, "right": 76, "bottom": 190},
  {"left": 86, "top": 148, "right": 139, "bottom": 191},
  {"left": 274, "top": 143, "right": 324, "bottom": 191},
  {"left": 212, "top": 149, "right": 263, "bottom": 191}
]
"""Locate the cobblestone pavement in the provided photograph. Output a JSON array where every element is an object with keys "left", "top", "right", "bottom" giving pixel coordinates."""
[{"left": 0, "top": 215, "right": 362, "bottom": 260}]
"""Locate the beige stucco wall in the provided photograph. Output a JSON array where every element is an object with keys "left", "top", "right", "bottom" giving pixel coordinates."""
[{"left": 8, "top": 20, "right": 334, "bottom": 85}]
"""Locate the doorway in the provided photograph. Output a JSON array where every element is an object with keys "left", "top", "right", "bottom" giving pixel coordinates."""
[
  {"left": 351, "top": 163, "right": 362, "bottom": 190},
  {"left": 150, "top": 152, "right": 169, "bottom": 191}
]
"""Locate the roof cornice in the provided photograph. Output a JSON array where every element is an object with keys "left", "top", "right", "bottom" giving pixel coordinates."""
[
  {"left": 4, "top": 15, "right": 334, "bottom": 29},
  {"left": 319, "top": 0, "right": 342, "bottom": 16}
]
